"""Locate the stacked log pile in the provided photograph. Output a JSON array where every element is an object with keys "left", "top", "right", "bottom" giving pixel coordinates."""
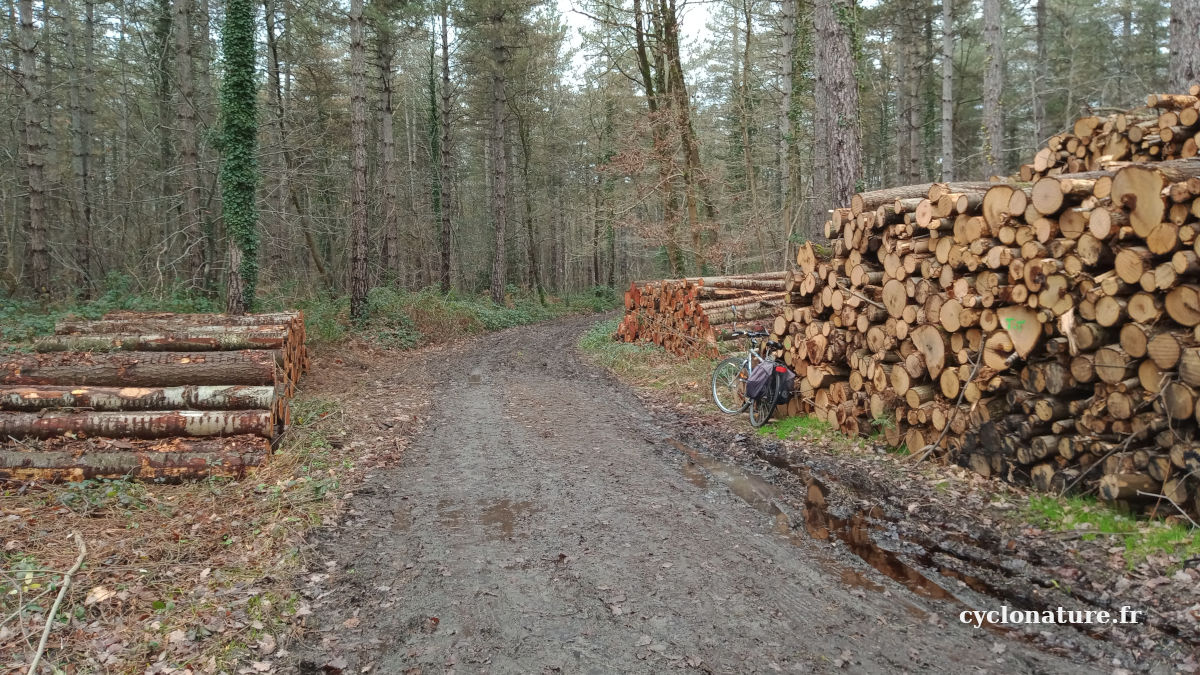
[
  {"left": 0, "top": 311, "right": 307, "bottom": 482},
  {"left": 615, "top": 93, "right": 1200, "bottom": 515},
  {"left": 616, "top": 272, "right": 789, "bottom": 358},
  {"left": 1021, "top": 88, "right": 1200, "bottom": 181},
  {"left": 768, "top": 94, "right": 1200, "bottom": 517}
]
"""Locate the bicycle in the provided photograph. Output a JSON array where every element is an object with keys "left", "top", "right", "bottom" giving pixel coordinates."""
[{"left": 711, "top": 328, "right": 786, "bottom": 427}]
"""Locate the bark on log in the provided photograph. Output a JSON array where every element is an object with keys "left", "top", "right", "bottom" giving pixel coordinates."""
[
  {"left": 96, "top": 310, "right": 301, "bottom": 325},
  {"left": 0, "top": 410, "right": 273, "bottom": 439},
  {"left": 0, "top": 434, "right": 269, "bottom": 482},
  {"left": 54, "top": 320, "right": 291, "bottom": 336},
  {"left": 34, "top": 332, "right": 288, "bottom": 352},
  {"left": 0, "top": 385, "right": 275, "bottom": 412},
  {"left": 0, "top": 351, "right": 278, "bottom": 387}
]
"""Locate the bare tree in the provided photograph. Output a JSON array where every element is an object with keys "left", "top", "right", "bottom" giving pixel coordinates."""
[
  {"left": 176, "top": 0, "right": 205, "bottom": 284},
  {"left": 349, "top": 0, "right": 369, "bottom": 319},
  {"left": 780, "top": 0, "right": 797, "bottom": 259},
  {"left": 439, "top": 2, "right": 453, "bottom": 293},
  {"left": 488, "top": 7, "right": 511, "bottom": 304},
  {"left": 982, "top": 0, "right": 1004, "bottom": 177},
  {"left": 377, "top": 14, "right": 399, "bottom": 280},
  {"left": 19, "top": 0, "right": 48, "bottom": 295},
  {"left": 1033, "top": 0, "right": 1048, "bottom": 142},
  {"left": 64, "top": 0, "right": 96, "bottom": 294},
  {"left": 940, "top": 0, "right": 954, "bottom": 180}
]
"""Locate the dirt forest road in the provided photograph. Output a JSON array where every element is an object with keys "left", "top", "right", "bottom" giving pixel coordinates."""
[{"left": 287, "top": 316, "right": 1124, "bottom": 674}]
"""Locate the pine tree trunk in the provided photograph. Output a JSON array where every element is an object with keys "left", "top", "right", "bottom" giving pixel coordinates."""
[
  {"left": 489, "top": 23, "right": 510, "bottom": 305},
  {"left": 379, "top": 33, "right": 399, "bottom": 280},
  {"left": 439, "top": 4, "right": 452, "bottom": 293},
  {"left": 19, "top": 0, "right": 47, "bottom": 296},
  {"left": 907, "top": 3, "right": 922, "bottom": 183},
  {"left": 982, "top": 0, "right": 1004, "bottom": 177},
  {"left": 65, "top": 0, "right": 96, "bottom": 295},
  {"left": 633, "top": 0, "right": 681, "bottom": 276},
  {"left": 662, "top": 0, "right": 716, "bottom": 272},
  {"left": 780, "top": 0, "right": 797, "bottom": 264},
  {"left": 518, "top": 113, "right": 542, "bottom": 297},
  {"left": 175, "top": 0, "right": 205, "bottom": 286},
  {"left": 895, "top": 5, "right": 911, "bottom": 184},
  {"left": 262, "top": 0, "right": 286, "bottom": 275},
  {"left": 154, "top": 0, "right": 174, "bottom": 253},
  {"left": 194, "top": 0, "right": 217, "bottom": 292},
  {"left": 592, "top": 183, "right": 601, "bottom": 286},
  {"left": 348, "top": 0, "right": 369, "bottom": 319},
  {"left": 813, "top": 0, "right": 862, "bottom": 212},
  {"left": 1034, "top": 0, "right": 1048, "bottom": 142},
  {"left": 940, "top": 0, "right": 954, "bottom": 180},
  {"left": 739, "top": 0, "right": 767, "bottom": 267},
  {"left": 1169, "top": 0, "right": 1200, "bottom": 92}
]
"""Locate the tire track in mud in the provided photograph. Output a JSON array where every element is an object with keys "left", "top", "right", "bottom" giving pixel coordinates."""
[{"left": 287, "top": 315, "right": 1128, "bottom": 674}]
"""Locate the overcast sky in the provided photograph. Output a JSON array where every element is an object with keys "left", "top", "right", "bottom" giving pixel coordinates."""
[{"left": 556, "top": 0, "right": 715, "bottom": 78}]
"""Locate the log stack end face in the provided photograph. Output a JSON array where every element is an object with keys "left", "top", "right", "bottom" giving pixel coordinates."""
[{"left": 0, "top": 311, "right": 306, "bottom": 482}]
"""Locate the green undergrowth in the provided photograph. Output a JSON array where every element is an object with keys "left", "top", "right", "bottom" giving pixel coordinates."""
[
  {"left": 0, "top": 275, "right": 224, "bottom": 342},
  {"left": 0, "top": 276, "right": 619, "bottom": 348},
  {"left": 1025, "top": 494, "right": 1200, "bottom": 568},
  {"left": 579, "top": 318, "right": 714, "bottom": 405},
  {"left": 301, "top": 284, "right": 618, "bottom": 346},
  {"left": 759, "top": 414, "right": 833, "bottom": 440}
]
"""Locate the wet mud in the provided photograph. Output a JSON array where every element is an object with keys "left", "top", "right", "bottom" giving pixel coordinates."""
[{"left": 285, "top": 316, "right": 1179, "bottom": 673}]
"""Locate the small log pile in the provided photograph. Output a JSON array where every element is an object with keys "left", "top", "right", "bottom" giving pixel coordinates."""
[
  {"left": 0, "top": 310, "right": 307, "bottom": 482},
  {"left": 767, "top": 95, "right": 1200, "bottom": 517},
  {"left": 1021, "top": 87, "right": 1200, "bottom": 181},
  {"left": 616, "top": 272, "right": 789, "bottom": 358}
]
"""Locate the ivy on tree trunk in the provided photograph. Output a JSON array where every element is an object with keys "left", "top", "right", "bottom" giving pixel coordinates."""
[{"left": 220, "top": 0, "right": 260, "bottom": 314}]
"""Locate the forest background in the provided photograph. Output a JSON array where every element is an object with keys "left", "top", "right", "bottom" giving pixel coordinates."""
[{"left": 1, "top": 0, "right": 1197, "bottom": 327}]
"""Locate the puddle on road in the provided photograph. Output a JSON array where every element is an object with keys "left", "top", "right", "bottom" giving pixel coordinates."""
[
  {"left": 438, "top": 499, "right": 465, "bottom": 529},
  {"left": 434, "top": 498, "right": 540, "bottom": 540},
  {"left": 481, "top": 499, "right": 538, "bottom": 539},
  {"left": 667, "top": 439, "right": 787, "bottom": 518},
  {"left": 680, "top": 460, "right": 710, "bottom": 488},
  {"left": 391, "top": 504, "right": 412, "bottom": 532}
]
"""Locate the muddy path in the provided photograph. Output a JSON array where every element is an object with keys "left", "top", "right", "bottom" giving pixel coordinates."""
[{"left": 285, "top": 315, "right": 1172, "bottom": 673}]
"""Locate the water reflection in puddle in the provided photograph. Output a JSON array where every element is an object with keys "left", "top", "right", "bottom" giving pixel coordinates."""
[
  {"left": 435, "top": 498, "right": 540, "bottom": 539},
  {"left": 481, "top": 499, "right": 538, "bottom": 539}
]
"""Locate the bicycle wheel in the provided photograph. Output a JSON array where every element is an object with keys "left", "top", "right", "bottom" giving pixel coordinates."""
[
  {"left": 711, "top": 356, "right": 751, "bottom": 414},
  {"left": 748, "top": 372, "right": 778, "bottom": 428}
]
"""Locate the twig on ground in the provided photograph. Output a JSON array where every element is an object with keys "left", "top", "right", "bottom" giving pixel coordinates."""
[
  {"left": 26, "top": 532, "right": 86, "bottom": 675},
  {"left": 1135, "top": 491, "right": 1200, "bottom": 530}
]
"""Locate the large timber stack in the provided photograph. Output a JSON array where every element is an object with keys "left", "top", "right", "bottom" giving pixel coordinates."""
[
  {"left": 0, "top": 310, "right": 307, "bottom": 482},
  {"left": 624, "top": 90, "right": 1200, "bottom": 517},
  {"left": 772, "top": 91, "right": 1200, "bottom": 517}
]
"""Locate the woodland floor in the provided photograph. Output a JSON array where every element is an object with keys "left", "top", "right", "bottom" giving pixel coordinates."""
[{"left": 280, "top": 314, "right": 1199, "bottom": 674}]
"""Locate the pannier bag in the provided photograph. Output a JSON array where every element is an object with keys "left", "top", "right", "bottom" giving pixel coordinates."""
[
  {"left": 745, "top": 362, "right": 774, "bottom": 401},
  {"left": 774, "top": 365, "right": 796, "bottom": 404}
]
